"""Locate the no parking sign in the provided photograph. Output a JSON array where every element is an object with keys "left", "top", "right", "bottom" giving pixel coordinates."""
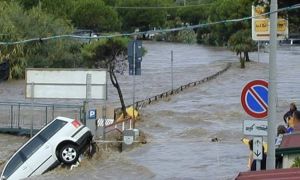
[{"left": 241, "top": 80, "right": 269, "bottom": 119}]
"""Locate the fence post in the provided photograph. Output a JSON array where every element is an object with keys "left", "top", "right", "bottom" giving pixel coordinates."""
[
  {"left": 17, "top": 103, "right": 20, "bottom": 128},
  {"left": 79, "top": 106, "right": 83, "bottom": 122},
  {"left": 30, "top": 83, "right": 34, "bottom": 137},
  {"left": 45, "top": 106, "right": 48, "bottom": 125},
  {"left": 52, "top": 104, "right": 54, "bottom": 121},
  {"left": 10, "top": 105, "right": 13, "bottom": 129}
]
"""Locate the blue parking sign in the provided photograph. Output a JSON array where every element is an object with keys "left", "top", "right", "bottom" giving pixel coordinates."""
[{"left": 88, "top": 109, "right": 97, "bottom": 119}]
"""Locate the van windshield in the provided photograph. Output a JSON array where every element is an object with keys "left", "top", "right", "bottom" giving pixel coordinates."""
[
  {"left": 2, "top": 153, "right": 24, "bottom": 179},
  {"left": 2, "top": 119, "right": 67, "bottom": 179}
]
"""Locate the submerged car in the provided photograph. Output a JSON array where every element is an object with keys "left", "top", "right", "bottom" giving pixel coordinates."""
[{"left": 0, "top": 117, "right": 92, "bottom": 180}]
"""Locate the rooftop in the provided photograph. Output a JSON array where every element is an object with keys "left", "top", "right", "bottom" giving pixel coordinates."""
[{"left": 236, "top": 168, "right": 300, "bottom": 180}]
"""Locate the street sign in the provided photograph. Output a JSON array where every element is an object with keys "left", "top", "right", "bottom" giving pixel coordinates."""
[
  {"left": 243, "top": 120, "right": 268, "bottom": 136},
  {"left": 241, "top": 80, "right": 268, "bottom": 119},
  {"left": 88, "top": 109, "right": 96, "bottom": 119},
  {"left": 253, "top": 137, "right": 263, "bottom": 160},
  {"left": 251, "top": 5, "right": 288, "bottom": 40},
  {"left": 128, "top": 40, "right": 142, "bottom": 75}
]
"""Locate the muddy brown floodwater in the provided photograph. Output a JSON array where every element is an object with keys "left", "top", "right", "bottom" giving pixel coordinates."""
[{"left": 0, "top": 42, "right": 299, "bottom": 179}]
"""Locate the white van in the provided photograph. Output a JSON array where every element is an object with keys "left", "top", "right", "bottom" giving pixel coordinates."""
[{"left": 0, "top": 117, "right": 92, "bottom": 180}]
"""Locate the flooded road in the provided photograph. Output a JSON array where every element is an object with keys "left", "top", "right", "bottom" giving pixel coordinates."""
[{"left": 1, "top": 42, "right": 300, "bottom": 179}]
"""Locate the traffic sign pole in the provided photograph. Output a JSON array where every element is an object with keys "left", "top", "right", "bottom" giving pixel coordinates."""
[
  {"left": 256, "top": 160, "right": 261, "bottom": 171},
  {"left": 132, "top": 38, "right": 136, "bottom": 130},
  {"left": 257, "top": 41, "right": 260, "bottom": 63},
  {"left": 171, "top": 50, "right": 174, "bottom": 91},
  {"left": 267, "top": 0, "right": 278, "bottom": 170}
]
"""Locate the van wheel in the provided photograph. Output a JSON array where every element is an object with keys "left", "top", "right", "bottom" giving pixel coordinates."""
[{"left": 59, "top": 144, "right": 79, "bottom": 165}]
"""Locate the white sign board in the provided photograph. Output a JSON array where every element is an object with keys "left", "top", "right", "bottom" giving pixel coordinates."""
[
  {"left": 253, "top": 137, "right": 263, "bottom": 160},
  {"left": 243, "top": 120, "right": 268, "bottom": 136},
  {"left": 26, "top": 69, "right": 107, "bottom": 99},
  {"left": 251, "top": 6, "right": 288, "bottom": 41}
]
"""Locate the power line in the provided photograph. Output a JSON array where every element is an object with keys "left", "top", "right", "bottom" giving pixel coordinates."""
[
  {"left": 0, "top": 4, "right": 299, "bottom": 46},
  {"left": 114, "top": 4, "right": 213, "bottom": 9}
]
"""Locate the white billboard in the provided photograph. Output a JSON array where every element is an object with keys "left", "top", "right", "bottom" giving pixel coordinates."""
[
  {"left": 26, "top": 69, "right": 107, "bottom": 99},
  {"left": 251, "top": 5, "right": 288, "bottom": 41}
]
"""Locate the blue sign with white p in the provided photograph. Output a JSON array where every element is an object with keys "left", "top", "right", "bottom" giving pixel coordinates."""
[{"left": 88, "top": 109, "right": 96, "bottom": 119}]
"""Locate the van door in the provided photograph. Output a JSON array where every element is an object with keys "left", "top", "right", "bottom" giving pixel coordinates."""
[{"left": 20, "top": 135, "right": 53, "bottom": 177}]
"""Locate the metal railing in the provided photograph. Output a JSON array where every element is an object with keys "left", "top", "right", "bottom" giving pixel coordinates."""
[{"left": 0, "top": 101, "right": 83, "bottom": 134}]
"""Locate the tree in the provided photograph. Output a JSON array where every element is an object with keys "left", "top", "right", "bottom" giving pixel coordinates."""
[
  {"left": 228, "top": 29, "right": 256, "bottom": 68},
  {"left": 81, "top": 37, "right": 129, "bottom": 116},
  {"left": 292, "top": 157, "right": 300, "bottom": 168},
  {"left": 117, "top": 0, "right": 173, "bottom": 32},
  {"left": 72, "top": 0, "right": 121, "bottom": 32},
  {"left": 177, "top": 6, "right": 209, "bottom": 26},
  {"left": 15, "top": 0, "right": 76, "bottom": 19},
  {"left": 0, "top": 1, "right": 82, "bottom": 79},
  {"left": 201, "top": 0, "right": 252, "bottom": 46}
]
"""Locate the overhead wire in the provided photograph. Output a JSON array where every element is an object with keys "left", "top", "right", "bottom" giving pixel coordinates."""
[
  {"left": 114, "top": 3, "right": 213, "bottom": 9},
  {"left": 0, "top": 4, "right": 299, "bottom": 46}
]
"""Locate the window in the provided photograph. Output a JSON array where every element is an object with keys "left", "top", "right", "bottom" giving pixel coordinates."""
[
  {"left": 19, "top": 120, "right": 66, "bottom": 160},
  {"left": 20, "top": 136, "right": 44, "bottom": 160},
  {"left": 2, "top": 153, "right": 24, "bottom": 178},
  {"left": 293, "top": 40, "right": 300, "bottom": 45},
  {"left": 39, "top": 119, "right": 67, "bottom": 140}
]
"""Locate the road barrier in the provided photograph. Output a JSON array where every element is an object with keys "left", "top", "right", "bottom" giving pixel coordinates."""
[{"left": 116, "top": 62, "right": 232, "bottom": 112}]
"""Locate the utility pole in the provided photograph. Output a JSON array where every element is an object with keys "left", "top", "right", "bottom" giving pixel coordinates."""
[
  {"left": 171, "top": 50, "right": 174, "bottom": 91},
  {"left": 267, "top": 0, "right": 277, "bottom": 169},
  {"left": 257, "top": 41, "right": 260, "bottom": 62}
]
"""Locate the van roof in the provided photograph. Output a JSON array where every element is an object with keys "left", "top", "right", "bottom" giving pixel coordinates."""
[{"left": 55, "top": 116, "right": 74, "bottom": 123}]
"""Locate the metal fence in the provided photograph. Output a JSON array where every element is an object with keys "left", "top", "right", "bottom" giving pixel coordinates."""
[
  {"left": 0, "top": 101, "right": 83, "bottom": 134},
  {"left": 124, "top": 62, "right": 232, "bottom": 110}
]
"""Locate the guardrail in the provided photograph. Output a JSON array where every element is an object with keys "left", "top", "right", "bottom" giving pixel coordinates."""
[
  {"left": 115, "top": 62, "right": 232, "bottom": 114},
  {"left": 138, "top": 62, "right": 231, "bottom": 108}
]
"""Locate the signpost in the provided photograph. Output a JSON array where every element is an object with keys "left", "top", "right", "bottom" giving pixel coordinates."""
[
  {"left": 241, "top": 80, "right": 269, "bottom": 119},
  {"left": 128, "top": 39, "right": 143, "bottom": 129},
  {"left": 128, "top": 40, "right": 142, "bottom": 76},
  {"left": 241, "top": 79, "right": 269, "bottom": 171},
  {"left": 267, "top": 0, "right": 278, "bottom": 169}
]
